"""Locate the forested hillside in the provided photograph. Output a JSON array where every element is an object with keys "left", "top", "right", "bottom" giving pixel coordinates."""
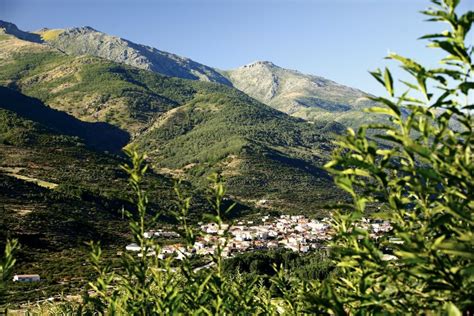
[{"left": 0, "top": 31, "right": 345, "bottom": 212}]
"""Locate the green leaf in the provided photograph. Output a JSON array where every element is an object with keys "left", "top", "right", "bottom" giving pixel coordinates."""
[
  {"left": 419, "top": 31, "right": 450, "bottom": 39},
  {"left": 445, "top": 0, "right": 460, "bottom": 11},
  {"left": 458, "top": 82, "right": 474, "bottom": 94},
  {"left": 388, "top": 53, "right": 424, "bottom": 74},
  {"left": 366, "top": 106, "right": 399, "bottom": 117},
  {"left": 341, "top": 168, "right": 372, "bottom": 178},
  {"left": 399, "top": 80, "right": 420, "bottom": 91},
  {"left": 369, "top": 68, "right": 385, "bottom": 87},
  {"left": 384, "top": 67, "right": 394, "bottom": 97},
  {"left": 335, "top": 176, "right": 355, "bottom": 195},
  {"left": 406, "top": 141, "right": 432, "bottom": 159},
  {"left": 369, "top": 96, "right": 402, "bottom": 117},
  {"left": 444, "top": 302, "right": 462, "bottom": 316}
]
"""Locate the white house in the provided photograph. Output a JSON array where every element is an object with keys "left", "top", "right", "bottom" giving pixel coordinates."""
[
  {"left": 193, "top": 241, "right": 205, "bottom": 250},
  {"left": 137, "top": 251, "right": 157, "bottom": 257},
  {"left": 13, "top": 274, "right": 40, "bottom": 282},
  {"left": 126, "top": 243, "right": 141, "bottom": 251}
]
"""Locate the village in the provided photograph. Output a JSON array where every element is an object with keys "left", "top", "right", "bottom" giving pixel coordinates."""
[
  {"left": 125, "top": 215, "right": 392, "bottom": 260},
  {"left": 12, "top": 215, "right": 393, "bottom": 284}
]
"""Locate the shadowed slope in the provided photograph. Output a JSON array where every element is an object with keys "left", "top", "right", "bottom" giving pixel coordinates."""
[{"left": 0, "top": 86, "right": 129, "bottom": 153}]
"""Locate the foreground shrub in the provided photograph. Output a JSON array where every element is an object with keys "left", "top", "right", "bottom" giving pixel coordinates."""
[
  {"left": 0, "top": 239, "right": 18, "bottom": 313},
  {"left": 316, "top": 0, "right": 473, "bottom": 313}
]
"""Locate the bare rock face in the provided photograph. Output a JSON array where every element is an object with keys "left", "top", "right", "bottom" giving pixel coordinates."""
[
  {"left": 224, "top": 61, "right": 281, "bottom": 104},
  {"left": 223, "top": 61, "right": 376, "bottom": 126},
  {"left": 42, "top": 26, "right": 232, "bottom": 86}
]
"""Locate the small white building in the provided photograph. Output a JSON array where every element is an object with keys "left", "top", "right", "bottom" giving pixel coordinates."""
[
  {"left": 194, "top": 241, "right": 205, "bottom": 250},
  {"left": 13, "top": 274, "right": 40, "bottom": 282},
  {"left": 126, "top": 243, "right": 141, "bottom": 251},
  {"left": 137, "top": 251, "right": 157, "bottom": 258},
  {"left": 299, "top": 245, "right": 310, "bottom": 253},
  {"left": 144, "top": 231, "right": 154, "bottom": 239},
  {"left": 382, "top": 254, "right": 398, "bottom": 261}
]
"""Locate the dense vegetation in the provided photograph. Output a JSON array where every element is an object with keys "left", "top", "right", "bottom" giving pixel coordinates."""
[
  {"left": 319, "top": 0, "right": 474, "bottom": 311},
  {"left": 0, "top": 87, "right": 129, "bottom": 152},
  {"left": 0, "top": 101, "right": 220, "bottom": 305},
  {"left": 0, "top": 36, "right": 345, "bottom": 212},
  {"left": 223, "top": 248, "right": 333, "bottom": 285}
]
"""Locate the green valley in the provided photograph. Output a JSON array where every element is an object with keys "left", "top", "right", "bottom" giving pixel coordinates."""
[{"left": 0, "top": 27, "right": 346, "bottom": 304}]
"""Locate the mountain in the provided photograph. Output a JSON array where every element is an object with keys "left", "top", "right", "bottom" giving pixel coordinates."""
[
  {"left": 0, "top": 20, "right": 42, "bottom": 43},
  {"left": 0, "top": 23, "right": 345, "bottom": 213},
  {"left": 0, "top": 21, "right": 351, "bottom": 304},
  {"left": 132, "top": 85, "right": 342, "bottom": 211},
  {"left": 222, "top": 61, "right": 378, "bottom": 127},
  {"left": 0, "top": 86, "right": 129, "bottom": 152},
  {"left": 34, "top": 24, "right": 232, "bottom": 86},
  {"left": 1, "top": 20, "right": 377, "bottom": 128}
]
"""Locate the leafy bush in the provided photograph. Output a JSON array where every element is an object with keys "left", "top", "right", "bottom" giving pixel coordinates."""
[
  {"left": 315, "top": 0, "right": 473, "bottom": 313},
  {"left": 0, "top": 239, "right": 18, "bottom": 312}
]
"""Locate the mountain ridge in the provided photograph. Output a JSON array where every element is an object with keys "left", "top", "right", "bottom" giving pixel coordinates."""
[
  {"left": 0, "top": 20, "right": 43, "bottom": 43},
  {"left": 1, "top": 20, "right": 377, "bottom": 128},
  {"left": 34, "top": 23, "right": 233, "bottom": 86},
  {"left": 0, "top": 31, "right": 344, "bottom": 212},
  {"left": 223, "top": 59, "right": 378, "bottom": 126}
]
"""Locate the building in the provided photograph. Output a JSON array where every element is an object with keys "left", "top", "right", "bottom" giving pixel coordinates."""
[
  {"left": 126, "top": 243, "right": 141, "bottom": 251},
  {"left": 13, "top": 274, "right": 40, "bottom": 282}
]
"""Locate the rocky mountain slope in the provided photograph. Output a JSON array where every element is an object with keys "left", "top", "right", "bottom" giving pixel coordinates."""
[
  {"left": 34, "top": 24, "right": 232, "bottom": 86},
  {"left": 222, "top": 61, "right": 378, "bottom": 127},
  {"left": 1, "top": 20, "right": 378, "bottom": 128},
  {"left": 0, "top": 20, "right": 232, "bottom": 85},
  {"left": 0, "top": 27, "right": 344, "bottom": 213}
]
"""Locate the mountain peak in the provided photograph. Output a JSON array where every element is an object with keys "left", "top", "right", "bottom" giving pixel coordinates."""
[
  {"left": 67, "top": 26, "right": 98, "bottom": 34},
  {"left": 225, "top": 59, "right": 370, "bottom": 117},
  {"left": 242, "top": 60, "right": 278, "bottom": 69},
  {"left": 0, "top": 20, "right": 43, "bottom": 43},
  {"left": 0, "top": 20, "right": 17, "bottom": 30}
]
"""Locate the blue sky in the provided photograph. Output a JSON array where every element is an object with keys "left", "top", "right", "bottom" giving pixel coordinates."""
[{"left": 1, "top": 0, "right": 472, "bottom": 95}]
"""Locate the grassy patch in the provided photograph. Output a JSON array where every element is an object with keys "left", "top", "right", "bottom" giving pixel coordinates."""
[{"left": 39, "top": 29, "right": 64, "bottom": 41}]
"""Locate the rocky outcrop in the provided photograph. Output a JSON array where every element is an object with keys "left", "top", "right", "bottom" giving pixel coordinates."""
[
  {"left": 223, "top": 61, "right": 375, "bottom": 126},
  {"left": 42, "top": 26, "right": 232, "bottom": 86}
]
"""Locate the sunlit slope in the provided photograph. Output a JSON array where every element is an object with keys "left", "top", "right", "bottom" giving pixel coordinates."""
[
  {"left": 223, "top": 61, "right": 380, "bottom": 127},
  {"left": 0, "top": 34, "right": 343, "bottom": 212}
]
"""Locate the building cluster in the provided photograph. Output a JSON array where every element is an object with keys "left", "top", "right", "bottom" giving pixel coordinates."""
[
  {"left": 125, "top": 215, "right": 392, "bottom": 260},
  {"left": 11, "top": 217, "right": 393, "bottom": 288},
  {"left": 358, "top": 218, "right": 392, "bottom": 237}
]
